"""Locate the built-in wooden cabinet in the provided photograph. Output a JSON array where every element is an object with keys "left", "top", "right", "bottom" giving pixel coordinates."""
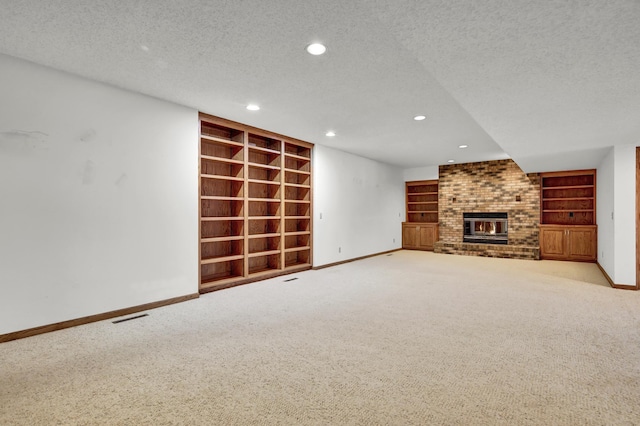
[
  {"left": 539, "top": 226, "right": 596, "bottom": 262},
  {"left": 199, "top": 113, "right": 312, "bottom": 292},
  {"left": 539, "top": 170, "right": 596, "bottom": 262},
  {"left": 402, "top": 223, "right": 438, "bottom": 251},
  {"left": 403, "top": 180, "right": 438, "bottom": 251}
]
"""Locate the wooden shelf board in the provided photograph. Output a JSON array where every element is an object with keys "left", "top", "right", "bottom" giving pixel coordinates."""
[
  {"left": 201, "top": 155, "right": 244, "bottom": 165},
  {"left": 249, "top": 216, "right": 282, "bottom": 220},
  {"left": 248, "top": 249, "right": 281, "bottom": 258},
  {"left": 543, "top": 197, "right": 594, "bottom": 201},
  {"left": 284, "top": 231, "right": 311, "bottom": 236},
  {"left": 200, "top": 274, "right": 245, "bottom": 289},
  {"left": 539, "top": 224, "right": 597, "bottom": 228},
  {"left": 542, "top": 184, "right": 594, "bottom": 190},
  {"left": 408, "top": 192, "right": 438, "bottom": 195},
  {"left": 284, "top": 168, "right": 311, "bottom": 175},
  {"left": 406, "top": 220, "right": 439, "bottom": 224},
  {"left": 284, "top": 246, "right": 311, "bottom": 253},
  {"left": 285, "top": 200, "right": 311, "bottom": 204},
  {"left": 248, "top": 197, "right": 281, "bottom": 202},
  {"left": 284, "top": 183, "right": 311, "bottom": 188},
  {"left": 201, "top": 196, "right": 244, "bottom": 201},
  {"left": 408, "top": 210, "right": 438, "bottom": 213},
  {"left": 201, "top": 134, "right": 245, "bottom": 147},
  {"left": 248, "top": 233, "right": 281, "bottom": 239},
  {"left": 248, "top": 145, "right": 281, "bottom": 155},
  {"left": 248, "top": 266, "right": 282, "bottom": 276},
  {"left": 201, "top": 217, "right": 244, "bottom": 222},
  {"left": 543, "top": 209, "right": 593, "bottom": 213},
  {"left": 407, "top": 201, "right": 438, "bottom": 205},
  {"left": 284, "top": 216, "right": 310, "bottom": 219},
  {"left": 248, "top": 179, "right": 281, "bottom": 186},
  {"left": 284, "top": 152, "right": 311, "bottom": 161},
  {"left": 201, "top": 174, "right": 244, "bottom": 182},
  {"left": 247, "top": 162, "right": 281, "bottom": 170},
  {"left": 284, "top": 261, "right": 311, "bottom": 269},
  {"left": 201, "top": 254, "right": 245, "bottom": 264},
  {"left": 201, "top": 236, "right": 244, "bottom": 243}
]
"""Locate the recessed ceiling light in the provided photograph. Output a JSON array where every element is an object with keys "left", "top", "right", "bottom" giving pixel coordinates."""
[
  {"left": 413, "top": 115, "right": 426, "bottom": 121},
  {"left": 458, "top": 144, "right": 468, "bottom": 149},
  {"left": 306, "top": 43, "right": 326, "bottom": 55},
  {"left": 325, "top": 131, "right": 336, "bottom": 137},
  {"left": 447, "top": 159, "right": 455, "bottom": 163},
  {"left": 246, "top": 104, "right": 260, "bottom": 111}
]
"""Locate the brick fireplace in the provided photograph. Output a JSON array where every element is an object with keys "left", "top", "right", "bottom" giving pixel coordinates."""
[{"left": 434, "top": 159, "right": 540, "bottom": 260}]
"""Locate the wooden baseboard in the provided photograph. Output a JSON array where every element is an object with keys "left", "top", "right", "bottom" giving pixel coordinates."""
[
  {"left": 312, "top": 249, "right": 402, "bottom": 270},
  {"left": 596, "top": 263, "right": 637, "bottom": 290},
  {"left": 0, "top": 293, "right": 200, "bottom": 344}
]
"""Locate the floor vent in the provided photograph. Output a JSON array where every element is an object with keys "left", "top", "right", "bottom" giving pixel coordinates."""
[
  {"left": 113, "top": 313, "right": 149, "bottom": 324},
  {"left": 284, "top": 277, "right": 299, "bottom": 282}
]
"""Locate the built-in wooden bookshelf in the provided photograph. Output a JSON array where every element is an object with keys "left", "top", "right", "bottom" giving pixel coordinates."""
[
  {"left": 403, "top": 180, "right": 439, "bottom": 251},
  {"left": 539, "top": 169, "right": 596, "bottom": 262},
  {"left": 199, "top": 113, "right": 313, "bottom": 292},
  {"left": 406, "top": 180, "right": 439, "bottom": 223},
  {"left": 540, "top": 170, "right": 595, "bottom": 226}
]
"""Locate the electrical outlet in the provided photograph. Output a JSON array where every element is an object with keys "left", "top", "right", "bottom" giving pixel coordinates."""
[
  {"left": 338, "top": 247, "right": 341, "bottom": 253},
  {"left": 319, "top": 212, "right": 323, "bottom": 219},
  {"left": 393, "top": 238, "right": 395, "bottom": 243}
]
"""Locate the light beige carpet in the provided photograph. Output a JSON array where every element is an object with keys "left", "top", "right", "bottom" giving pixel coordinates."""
[{"left": 1, "top": 251, "right": 639, "bottom": 425}]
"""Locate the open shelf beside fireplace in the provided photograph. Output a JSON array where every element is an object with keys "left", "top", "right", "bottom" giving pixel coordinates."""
[
  {"left": 540, "top": 170, "right": 595, "bottom": 225},
  {"left": 406, "top": 180, "right": 438, "bottom": 223}
]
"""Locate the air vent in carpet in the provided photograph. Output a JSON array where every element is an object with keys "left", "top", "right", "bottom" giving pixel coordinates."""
[{"left": 113, "top": 313, "right": 149, "bottom": 324}]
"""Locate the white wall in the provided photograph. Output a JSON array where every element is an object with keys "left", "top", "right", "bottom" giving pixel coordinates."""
[
  {"left": 613, "top": 144, "right": 636, "bottom": 286},
  {"left": 0, "top": 54, "right": 199, "bottom": 334},
  {"left": 597, "top": 148, "right": 615, "bottom": 279},
  {"left": 597, "top": 144, "right": 637, "bottom": 287},
  {"left": 313, "top": 145, "right": 404, "bottom": 266},
  {"left": 403, "top": 165, "right": 439, "bottom": 182}
]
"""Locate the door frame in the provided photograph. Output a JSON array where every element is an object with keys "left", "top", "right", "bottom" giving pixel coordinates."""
[{"left": 636, "top": 147, "right": 639, "bottom": 289}]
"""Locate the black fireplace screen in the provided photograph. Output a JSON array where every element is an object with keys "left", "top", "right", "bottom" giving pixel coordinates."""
[{"left": 463, "top": 212, "right": 508, "bottom": 245}]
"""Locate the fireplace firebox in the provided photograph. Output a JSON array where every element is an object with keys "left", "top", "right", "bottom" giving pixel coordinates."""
[{"left": 463, "top": 212, "right": 508, "bottom": 245}]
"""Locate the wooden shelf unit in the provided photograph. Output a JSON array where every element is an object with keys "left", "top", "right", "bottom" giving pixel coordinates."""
[
  {"left": 540, "top": 170, "right": 596, "bottom": 226},
  {"left": 539, "top": 169, "right": 596, "bottom": 262},
  {"left": 199, "top": 113, "right": 313, "bottom": 292},
  {"left": 405, "top": 180, "right": 439, "bottom": 223},
  {"left": 402, "top": 180, "right": 439, "bottom": 251}
]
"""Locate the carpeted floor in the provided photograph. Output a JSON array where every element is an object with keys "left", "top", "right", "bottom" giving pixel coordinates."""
[{"left": 1, "top": 251, "right": 639, "bottom": 425}]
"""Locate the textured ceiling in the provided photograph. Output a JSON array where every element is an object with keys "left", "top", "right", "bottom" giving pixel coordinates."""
[{"left": 0, "top": 0, "right": 638, "bottom": 171}]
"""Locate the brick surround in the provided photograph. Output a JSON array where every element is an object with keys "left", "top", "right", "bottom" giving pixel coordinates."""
[{"left": 434, "top": 159, "right": 540, "bottom": 260}]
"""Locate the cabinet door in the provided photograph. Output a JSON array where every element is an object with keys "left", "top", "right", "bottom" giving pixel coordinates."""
[
  {"left": 567, "top": 228, "right": 596, "bottom": 261},
  {"left": 540, "top": 227, "right": 567, "bottom": 259},
  {"left": 402, "top": 224, "right": 419, "bottom": 249},
  {"left": 418, "top": 224, "right": 438, "bottom": 250}
]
